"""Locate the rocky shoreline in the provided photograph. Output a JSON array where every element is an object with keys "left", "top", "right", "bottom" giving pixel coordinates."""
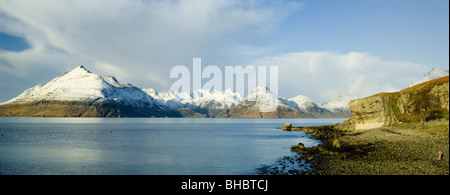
[{"left": 262, "top": 120, "right": 449, "bottom": 175}]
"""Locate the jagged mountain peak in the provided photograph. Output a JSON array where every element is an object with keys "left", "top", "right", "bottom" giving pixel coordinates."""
[
  {"left": 1, "top": 66, "right": 352, "bottom": 117},
  {"left": 321, "top": 93, "right": 359, "bottom": 116},
  {"left": 429, "top": 67, "right": 448, "bottom": 74},
  {"left": 2, "top": 65, "right": 154, "bottom": 106},
  {"left": 144, "top": 88, "right": 242, "bottom": 111},
  {"left": 76, "top": 65, "right": 90, "bottom": 72},
  {"left": 244, "top": 86, "right": 277, "bottom": 101},
  {"left": 289, "top": 95, "right": 313, "bottom": 103},
  {"left": 286, "top": 95, "right": 317, "bottom": 109},
  {"left": 409, "top": 67, "right": 449, "bottom": 88},
  {"left": 322, "top": 93, "right": 358, "bottom": 106}
]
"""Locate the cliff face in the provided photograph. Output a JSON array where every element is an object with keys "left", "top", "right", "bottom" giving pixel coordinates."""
[{"left": 340, "top": 76, "right": 449, "bottom": 130}]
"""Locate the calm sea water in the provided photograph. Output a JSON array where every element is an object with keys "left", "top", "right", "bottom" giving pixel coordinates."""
[{"left": 0, "top": 117, "right": 346, "bottom": 175}]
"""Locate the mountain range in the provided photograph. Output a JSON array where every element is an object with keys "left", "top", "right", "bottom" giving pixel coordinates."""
[
  {"left": 1, "top": 65, "right": 446, "bottom": 118},
  {"left": 408, "top": 67, "right": 449, "bottom": 88}
]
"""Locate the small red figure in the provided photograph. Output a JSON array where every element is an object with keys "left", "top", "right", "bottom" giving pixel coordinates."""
[{"left": 438, "top": 150, "right": 443, "bottom": 160}]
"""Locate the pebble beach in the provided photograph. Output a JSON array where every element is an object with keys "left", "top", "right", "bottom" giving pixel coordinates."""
[{"left": 262, "top": 120, "right": 449, "bottom": 175}]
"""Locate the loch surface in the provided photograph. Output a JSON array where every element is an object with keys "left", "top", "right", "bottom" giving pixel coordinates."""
[{"left": 0, "top": 117, "right": 346, "bottom": 175}]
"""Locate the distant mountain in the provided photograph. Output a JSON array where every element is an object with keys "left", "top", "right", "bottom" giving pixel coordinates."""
[
  {"left": 143, "top": 88, "right": 242, "bottom": 117},
  {"left": 3, "top": 66, "right": 150, "bottom": 105},
  {"left": 0, "top": 65, "right": 351, "bottom": 118},
  {"left": 321, "top": 94, "right": 359, "bottom": 117},
  {"left": 0, "top": 66, "right": 177, "bottom": 117},
  {"left": 408, "top": 67, "right": 449, "bottom": 88},
  {"left": 223, "top": 86, "right": 309, "bottom": 118},
  {"left": 282, "top": 95, "right": 334, "bottom": 117}
]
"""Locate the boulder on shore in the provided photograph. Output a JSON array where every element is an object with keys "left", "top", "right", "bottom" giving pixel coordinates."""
[
  {"left": 332, "top": 139, "right": 340, "bottom": 148},
  {"left": 281, "top": 123, "right": 292, "bottom": 130}
]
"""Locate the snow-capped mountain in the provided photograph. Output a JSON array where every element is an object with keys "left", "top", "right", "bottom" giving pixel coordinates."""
[
  {"left": 185, "top": 89, "right": 242, "bottom": 114},
  {"left": 243, "top": 86, "right": 281, "bottom": 111},
  {"left": 225, "top": 86, "right": 311, "bottom": 118},
  {"left": 282, "top": 95, "right": 333, "bottom": 117},
  {"left": 144, "top": 88, "right": 242, "bottom": 109},
  {"left": 0, "top": 66, "right": 171, "bottom": 117},
  {"left": 321, "top": 94, "right": 359, "bottom": 117},
  {"left": 0, "top": 65, "right": 352, "bottom": 118},
  {"left": 143, "top": 88, "right": 242, "bottom": 117},
  {"left": 408, "top": 67, "right": 449, "bottom": 88},
  {"left": 142, "top": 88, "right": 188, "bottom": 109},
  {"left": 2, "top": 66, "right": 155, "bottom": 107}
]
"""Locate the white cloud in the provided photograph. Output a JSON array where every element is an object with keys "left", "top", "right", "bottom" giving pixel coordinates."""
[
  {"left": 0, "top": 0, "right": 301, "bottom": 93},
  {"left": 0, "top": 1, "right": 431, "bottom": 104},
  {"left": 250, "top": 51, "right": 429, "bottom": 103}
]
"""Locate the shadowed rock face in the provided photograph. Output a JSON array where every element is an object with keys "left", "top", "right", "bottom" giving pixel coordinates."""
[
  {"left": 340, "top": 76, "right": 449, "bottom": 130},
  {"left": 0, "top": 100, "right": 181, "bottom": 117}
]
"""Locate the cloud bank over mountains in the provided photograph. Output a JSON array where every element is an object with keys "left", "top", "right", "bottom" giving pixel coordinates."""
[
  {"left": 0, "top": 0, "right": 445, "bottom": 103},
  {"left": 251, "top": 51, "right": 428, "bottom": 101}
]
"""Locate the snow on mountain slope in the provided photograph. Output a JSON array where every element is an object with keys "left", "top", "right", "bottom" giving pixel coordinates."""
[
  {"left": 227, "top": 86, "right": 311, "bottom": 117},
  {"left": 408, "top": 67, "right": 449, "bottom": 88},
  {"left": 186, "top": 89, "right": 242, "bottom": 109},
  {"left": 143, "top": 88, "right": 242, "bottom": 110},
  {"left": 244, "top": 86, "right": 282, "bottom": 112},
  {"left": 1, "top": 66, "right": 156, "bottom": 107},
  {"left": 321, "top": 94, "right": 358, "bottom": 116},
  {"left": 282, "top": 95, "right": 331, "bottom": 116},
  {"left": 2, "top": 65, "right": 360, "bottom": 118},
  {"left": 142, "top": 88, "right": 188, "bottom": 109}
]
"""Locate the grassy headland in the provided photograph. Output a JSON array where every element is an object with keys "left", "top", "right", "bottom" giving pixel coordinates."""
[
  {"left": 269, "top": 120, "right": 449, "bottom": 175},
  {"left": 263, "top": 76, "right": 449, "bottom": 175}
]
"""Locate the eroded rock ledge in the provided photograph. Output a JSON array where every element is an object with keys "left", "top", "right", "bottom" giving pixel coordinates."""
[{"left": 340, "top": 76, "right": 449, "bottom": 130}]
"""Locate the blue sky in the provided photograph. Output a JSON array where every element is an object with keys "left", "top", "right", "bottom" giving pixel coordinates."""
[
  {"left": 0, "top": 33, "right": 29, "bottom": 52},
  {"left": 276, "top": 0, "right": 449, "bottom": 65},
  {"left": 0, "top": 0, "right": 448, "bottom": 103}
]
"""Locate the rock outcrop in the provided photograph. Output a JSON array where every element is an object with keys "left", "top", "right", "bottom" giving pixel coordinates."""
[
  {"left": 281, "top": 123, "right": 292, "bottom": 130},
  {"left": 340, "top": 76, "right": 449, "bottom": 130}
]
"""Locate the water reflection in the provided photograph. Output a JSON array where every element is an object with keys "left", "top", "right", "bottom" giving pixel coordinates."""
[{"left": 0, "top": 118, "right": 345, "bottom": 175}]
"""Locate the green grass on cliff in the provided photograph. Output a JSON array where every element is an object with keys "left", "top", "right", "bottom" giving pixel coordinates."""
[{"left": 385, "top": 76, "right": 449, "bottom": 124}]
